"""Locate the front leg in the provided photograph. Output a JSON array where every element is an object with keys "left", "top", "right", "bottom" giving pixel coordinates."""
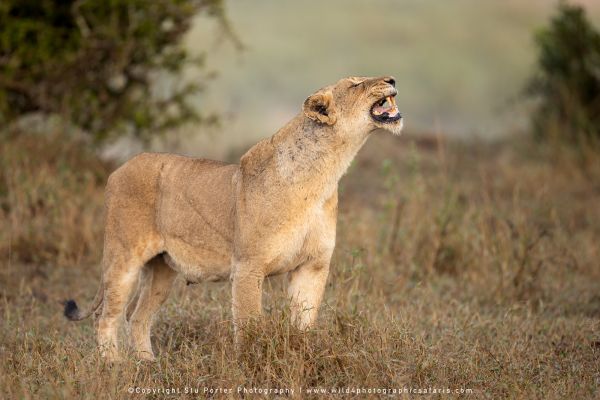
[
  {"left": 231, "top": 262, "right": 264, "bottom": 344},
  {"left": 288, "top": 257, "right": 330, "bottom": 330}
]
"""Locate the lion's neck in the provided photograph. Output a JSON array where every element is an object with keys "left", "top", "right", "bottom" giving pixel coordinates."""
[{"left": 273, "top": 116, "right": 369, "bottom": 198}]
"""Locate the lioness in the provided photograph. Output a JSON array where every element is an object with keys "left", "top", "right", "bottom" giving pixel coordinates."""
[{"left": 64, "top": 76, "right": 402, "bottom": 361}]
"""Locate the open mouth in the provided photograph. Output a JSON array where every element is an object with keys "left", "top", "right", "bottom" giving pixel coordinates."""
[{"left": 371, "top": 94, "right": 402, "bottom": 123}]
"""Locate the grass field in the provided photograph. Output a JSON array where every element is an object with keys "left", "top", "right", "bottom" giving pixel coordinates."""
[{"left": 1, "top": 130, "right": 599, "bottom": 398}]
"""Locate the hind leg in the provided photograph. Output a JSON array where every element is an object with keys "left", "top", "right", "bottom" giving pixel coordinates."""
[
  {"left": 96, "top": 154, "right": 166, "bottom": 361},
  {"left": 125, "top": 277, "right": 142, "bottom": 323},
  {"left": 96, "top": 252, "right": 146, "bottom": 362},
  {"left": 96, "top": 230, "right": 163, "bottom": 362},
  {"left": 128, "top": 256, "right": 176, "bottom": 361}
]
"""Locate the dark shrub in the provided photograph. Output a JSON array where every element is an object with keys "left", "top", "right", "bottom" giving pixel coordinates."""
[
  {"left": 0, "top": 0, "right": 229, "bottom": 142},
  {"left": 527, "top": 3, "right": 600, "bottom": 146}
]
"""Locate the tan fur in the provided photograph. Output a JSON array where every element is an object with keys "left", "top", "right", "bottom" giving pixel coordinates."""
[{"left": 67, "top": 76, "right": 402, "bottom": 361}]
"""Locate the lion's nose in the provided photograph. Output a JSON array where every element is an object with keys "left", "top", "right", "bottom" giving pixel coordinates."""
[{"left": 383, "top": 77, "right": 396, "bottom": 87}]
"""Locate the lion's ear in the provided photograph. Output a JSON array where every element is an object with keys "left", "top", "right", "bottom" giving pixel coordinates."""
[{"left": 303, "top": 91, "right": 337, "bottom": 125}]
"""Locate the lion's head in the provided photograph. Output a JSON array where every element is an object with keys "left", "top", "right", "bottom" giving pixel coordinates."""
[{"left": 302, "top": 76, "right": 403, "bottom": 136}]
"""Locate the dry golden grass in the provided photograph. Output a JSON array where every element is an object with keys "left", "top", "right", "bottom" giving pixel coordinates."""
[{"left": 1, "top": 131, "right": 599, "bottom": 399}]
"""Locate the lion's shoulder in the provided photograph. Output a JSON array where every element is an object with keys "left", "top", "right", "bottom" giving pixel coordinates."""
[{"left": 240, "top": 136, "right": 275, "bottom": 177}]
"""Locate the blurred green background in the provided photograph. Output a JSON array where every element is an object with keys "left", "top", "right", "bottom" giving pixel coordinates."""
[{"left": 175, "top": 0, "right": 600, "bottom": 158}]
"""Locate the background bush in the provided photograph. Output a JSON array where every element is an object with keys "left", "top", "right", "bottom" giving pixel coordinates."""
[
  {"left": 0, "top": 0, "right": 227, "bottom": 142},
  {"left": 527, "top": 3, "right": 600, "bottom": 146}
]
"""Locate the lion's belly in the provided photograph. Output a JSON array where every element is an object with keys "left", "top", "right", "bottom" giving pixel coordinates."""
[
  {"left": 159, "top": 198, "right": 235, "bottom": 282},
  {"left": 163, "top": 239, "right": 232, "bottom": 282},
  {"left": 159, "top": 218, "right": 234, "bottom": 282}
]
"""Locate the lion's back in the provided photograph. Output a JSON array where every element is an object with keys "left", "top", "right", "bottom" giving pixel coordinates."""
[{"left": 104, "top": 152, "right": 238, "bottom": 234}]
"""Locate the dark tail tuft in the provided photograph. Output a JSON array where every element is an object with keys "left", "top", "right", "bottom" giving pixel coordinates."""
[
  {"left": 62, "top": 280, "right": 104, "bottom": 322},
  {"left": 63, "top": 299, "right": 80, "bottom": 321}
]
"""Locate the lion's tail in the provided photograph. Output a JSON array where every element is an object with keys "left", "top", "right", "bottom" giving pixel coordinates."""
[{"left": 63, "top": 278, "right": 104, "bottom": 321}]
